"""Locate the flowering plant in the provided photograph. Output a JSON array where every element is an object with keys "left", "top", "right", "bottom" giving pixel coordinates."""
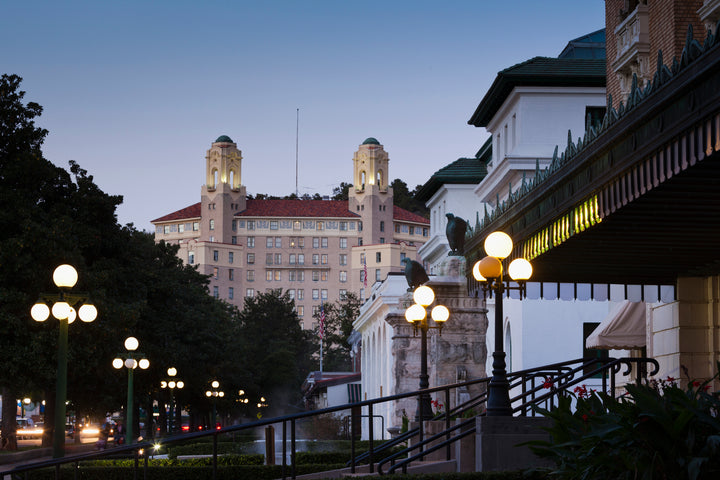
[{"left": 528, "top": 363, "right": 720, "bottom": 480}]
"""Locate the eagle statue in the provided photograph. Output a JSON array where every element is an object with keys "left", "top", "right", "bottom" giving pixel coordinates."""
[
  {"left": 401, "top": 257, "right": 429, "bottom": 290},
  {"left": 445, "top": 213, "right": 468, "bottom": 256}
]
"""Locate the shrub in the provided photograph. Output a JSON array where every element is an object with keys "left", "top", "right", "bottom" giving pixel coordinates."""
[{"left": 528, "top": 364, "right": 720, "bottom": 480}]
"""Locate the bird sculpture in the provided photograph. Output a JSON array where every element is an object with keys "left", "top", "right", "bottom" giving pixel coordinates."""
[
  {"left": 401, "top": 257, "right": 429, "bottom": 290},
  {"left": 445, "top": 213, "right": 468, "bottom": 256}
]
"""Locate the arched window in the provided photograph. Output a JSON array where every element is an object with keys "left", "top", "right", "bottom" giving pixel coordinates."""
[
  {"left": 376, "top": 170, "right": 383, "bottom": 187},
  {"left": 360, "top": 171, "right": 366, "bottom": 189}
]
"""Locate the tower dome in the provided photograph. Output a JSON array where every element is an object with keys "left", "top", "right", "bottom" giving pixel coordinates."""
[
  {"left": 215, "top": 135, "right": 234, "bottom": 143},
  {"left": 362, "top": 137, "right": 380, "bottom": 145}
]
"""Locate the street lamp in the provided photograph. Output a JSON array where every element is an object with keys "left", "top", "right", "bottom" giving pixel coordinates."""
[
  {"left": 205, "top": 380, "right": 224, "bottom": 430},
  {"left": 404, "top": 285, "right": 450, "bottom": 421},
  {"left": 113, "top": 336, "right": 149, "bottom": 444},
  {"left": 472, "top": 231, "right": 532, "bottom": 416},
  {"left": 256, "top": 396, "right": 268, "bottom": 419},
  {"left": 160, "top": 368, "right": 183, "bottom": 434},
  {"left": 31, "top": 264, "right": 97, "bottom": 458}
]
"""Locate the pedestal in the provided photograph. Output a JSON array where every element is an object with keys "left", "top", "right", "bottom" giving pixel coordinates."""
[{"left": 475, "top": 416, "right": 553, "bottom": 472}]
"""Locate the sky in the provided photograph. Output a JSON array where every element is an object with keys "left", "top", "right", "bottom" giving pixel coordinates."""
[{"left": 3, "top": 0, "right": 606, "bottom": 231}]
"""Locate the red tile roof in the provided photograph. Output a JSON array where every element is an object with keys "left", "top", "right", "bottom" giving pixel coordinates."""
[
  {"left": 152, "top": 200, "right": 430, "bottom": 224},
  {"left": 152, "top": 203, "right": 201, "bottom": 223},
  {"left": 235, "top": 199, "right": 360, "bottom": 218},
  {"left": 393, "top": 206, "right": 430, "bottom": 224}
]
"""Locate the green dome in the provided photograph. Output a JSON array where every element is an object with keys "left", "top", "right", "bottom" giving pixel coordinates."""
[
  {"left": 362, "top": 137, "right": 380, "bottom": 145},
  {"left": 215, "top": 135, "right": 233, "bottom": 143}
]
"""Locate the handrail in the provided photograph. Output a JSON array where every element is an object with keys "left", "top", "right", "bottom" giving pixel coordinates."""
[{"left": 0, "top": 356, "right": 659, "bottom": 480}]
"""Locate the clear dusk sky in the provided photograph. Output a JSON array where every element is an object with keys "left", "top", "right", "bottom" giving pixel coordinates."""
[{"left": 3, "top": 1, "right": 606, "bottom": 231}]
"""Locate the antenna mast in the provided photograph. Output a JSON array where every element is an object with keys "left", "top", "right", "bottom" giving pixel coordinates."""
[{"left": 295, "top": 108, "right": 299, "bottom": 197}]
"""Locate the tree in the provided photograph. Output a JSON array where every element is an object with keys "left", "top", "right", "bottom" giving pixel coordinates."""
[
  {"left": 331, "top": 182, "right": 352, "bottom": 201},
  {"left": 391, "top": 179, "right": 429, "bottom": 218},
  {"left": 236, "top": 290, "right": 315, "bottom": 414},
  {"left": 315, "top": 293, "right": 361, "bottom": 372}
]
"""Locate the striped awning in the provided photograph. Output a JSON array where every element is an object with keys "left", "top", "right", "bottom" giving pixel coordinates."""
[{"left": 347, "top": 383, "right": 362, "bottom": 403}]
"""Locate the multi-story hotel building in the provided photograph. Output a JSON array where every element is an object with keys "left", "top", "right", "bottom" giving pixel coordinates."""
[{"left": 151, "top": 136, "right": 430, "bottom": 329}]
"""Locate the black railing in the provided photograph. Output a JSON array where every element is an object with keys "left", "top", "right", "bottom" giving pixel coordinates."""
[{"left": 0, "top": 356, "right": 658, "bottom": 480}]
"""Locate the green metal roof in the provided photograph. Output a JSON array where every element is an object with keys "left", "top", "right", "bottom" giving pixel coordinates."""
[
  {"left": 215, "top": 135, "right": 233, "bottom": 143},
  {"left": 415, "top": 138, "right": 490, "bottom": 202},
  {"left": 558, "top": 29, "right": 606, "bottom": 59},
  {"left": 362, "top": 137, "right": 380, "bottom": 145},
  {"left": 468, "top": 57, "right": 606, "bottom": 127}
]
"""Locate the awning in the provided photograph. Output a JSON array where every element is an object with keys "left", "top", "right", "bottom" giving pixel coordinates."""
[
  {"left": 348, "top": 383, "right": 362, "bottom": 403},
  {"left": 586, "top": 301, "right": 646, "bottom": 349}
]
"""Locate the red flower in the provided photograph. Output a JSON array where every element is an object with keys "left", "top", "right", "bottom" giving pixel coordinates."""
[
  {"left": 693, "top": 381, "right": 701, "bottom": 388},
  {"left": 666, "top": 376, "right": 676, "bottom": 382},
  {"left": 581, "top": 414, "right": 588, "bottom": 422},
  {"left": 543, "top": 377, "right": 553, "bottom": 389}
]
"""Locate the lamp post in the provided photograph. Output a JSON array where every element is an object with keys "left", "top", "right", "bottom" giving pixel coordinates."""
[
  {"left": 113, "top": 336, "right": 149, "bottom": 444},
  {"left": 404, "top": 285, "right": 450, "bottom": 421},
  {"left": 160, "top": 368, "right": 183, "bottom": 434},
  {"left": 472, "top": 231, "right": 532, "bottom": 416},
  {"left": 256, "top": 397, "right": 268, "bottom": 419},
  {"left": 31, "top": 264, "right": 97, "bottom": 458},
  {"left": 205, "top": 381, "right": 224, "bottom": 429}
]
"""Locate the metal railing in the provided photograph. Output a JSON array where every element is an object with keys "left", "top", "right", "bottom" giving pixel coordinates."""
[{"left": 0, "top": 356, "right": 658, "bottom": 479}]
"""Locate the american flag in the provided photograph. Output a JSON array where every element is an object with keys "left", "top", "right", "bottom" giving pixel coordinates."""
[
  {"left": 363, "top": 258, "right": 368, "bottom": 287},
  {"left": 319, "top": 304, "right": 326, "bottom": 339}
]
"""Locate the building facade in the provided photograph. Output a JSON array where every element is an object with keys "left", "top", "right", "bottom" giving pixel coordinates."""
[{"left": 152, "top": 136, "right": 429, "bottom": 330}]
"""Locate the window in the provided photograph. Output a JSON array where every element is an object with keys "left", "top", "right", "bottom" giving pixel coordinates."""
[
  {"left": 178, "top": 224, "right": 185, "bottom": 233},
  {"left": 213, "top": 250, "right": 219, "bottom": 261},
  {"left": 229, "top": 252, "right": 234, "bottom": 263},
  {"left": 247, "top": 220, "right": 255, "bottom": 230},
  {"left": 339, "top": 289, "right": 347, "bottom": 299},
  {"left": 293, "top": 221, "right": 301, "bottom": 230},
  {"left": 400, "top": 252, "right": 407, "bottom": 261},
  {"left": 312, "top": 254, "right": 320, "bottom": 265},
  {"left": 380, "top": 237, "right": 385, "bottom": 244},
  {"left": 298, "top": 289, "right": 304, "bottom": 300},
  {"left": 245, "top": 288, "right": 254, "bottom": 298},
  {"left": 231, "top": 236, "right": 237, "bottom": 245},
  {"left": 583, "top": 323, "right": 609, "bottom": 376},
  {"left": 266, "top": 237, "right": 274, "bottom": 248},
  {"left": 313, "top": 271, "right": 320, "bottom": 281},
  {"left": 228, "top": 287, "right": 234, "bottom": 300},
  {"left": 298, "top": 254, "right": 305, "bottom": 265},
  {"left": 321, "top": 289, "right": 328, "bottom": 300},
  {"left": 395, "top": 224, "right": 401, "bottom": 233},
  {"left": 266, "top": 271, "right": 273, "bottom": 281},
  {"left": 193, "top": 222, "right": 200, "bottom": 231},
  {"left": 213, "top": 286, "right": 219, "bottom": 298},
  {"left": 321, "top": 237, "right": 328, "bottom": 248},
  {"left": 188, "top": 252, "right": 195, "bottom": 264},
  {"left": 339, "top": 254, "right": 347, "bottom": 265},
  {"left": 380, "top": 221, "right": 385, "bottom": 232},
  {"left": 297, "top": 305, "right": 304, "bottom": 317},
  {"left": 266, "top": 254, "right": 273, "bottom": 265},
  {"left": 289, "top": 270, "right": 296, "bottom": 281},
  {"left": 270, "top": 220, "right": 278, "bottom": 230},
  {"left": 321, "top": 254, "right": 328, "bottom": 265},
  {"left": 274, "top": 271, "right": 281, "bottom": 281},
  {"left": 313, "top": 237, "right": 319, "bottom": 248},
  {"left": 275, "top": 237, "right": 281, "bottom": 248},
  {"left": 317, "top": 221, "right": 324, "bottom": 231},
  {"left": 297, "top": 271, "right": 305, "bottom": 281},
  {"left": 210, "top": 219, "right": 215, "bottom": 230},
  {"left": 229, "top": 269, "right": 234, "bottom": 281},
  {"left": 360, "top": 271, "right": 366, "bottom": 283},
  {"left": 340, "top": 221, "right": 347, "bottom": 231},
  {"left": 423, "top": 228, "right": 428, "bottom": 237},
  {"left": 247, "top": 237, "right": 255, "bottom": 248},
  {"left": 359, "top": 238, "right": 363, "bottom": 246},
  {"left": 288, "top": 289, "right": 295, "bottom": 300},
  {"left": 232, "top": 220, "right": 236, "bottom": 231},
  {"left": 291, "top": 237, "right": 304, "bottom": 248},
  {"left": 340, "top": 271, "right": 347, "bottom": 282},
  {"left": 213, "top": 267, "right": 218, "bottom": 279},
  {"left": 312, "top": 306, "right": 320, "bottom": 316},
  {"left": 409, "top": 226, "right": 415, "bottom": 235},
  {"left": 376, "top": 252, "right": 381, "bottom": 263},
  {"left": 358, "top": 221, "right": 363, "bottom": 232},
  {"left": 321, "top": 271, "right": 328, "bottom": 281},
  {"left": 247, "top": 270, "right": 255, "bottom": 281},
  {"left": 339, "top": 237, "right": 347, "bottom": 249},
  {"left": 247, "top": 253, "right": 255, "bottom": 264},
  {"left": 312, "top": 289, "right": 320, "bottom": 300},
  {"left": 275, "top": 253, "right": 282, "bottom": 264},
  {"left": 376, "top": 269, "right": 381, "bottom": 282},
  {"left": 289, "top": 254, "right": 296, "bottom": 264}
]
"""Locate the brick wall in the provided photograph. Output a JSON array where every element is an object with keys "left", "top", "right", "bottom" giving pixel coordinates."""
[{"left": 605, "top": 0, "right": 705, "bottom": 108}]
